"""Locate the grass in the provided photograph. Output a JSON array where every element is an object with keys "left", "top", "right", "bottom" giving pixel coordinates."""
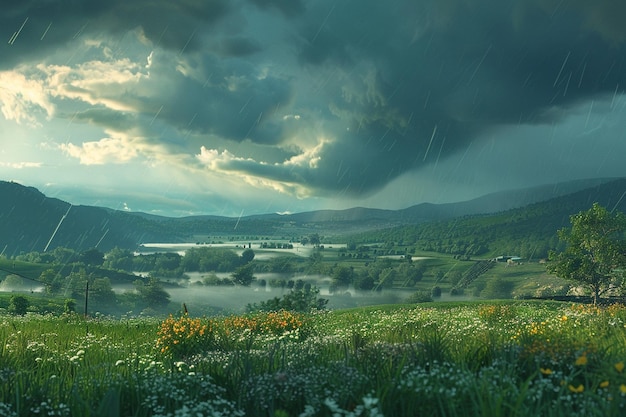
[
  {"left": 0, "top": 258, "right": 48, "bottom": 282},
  {"left": 2, "top": 301, "right": 626, "bottom": 416}
]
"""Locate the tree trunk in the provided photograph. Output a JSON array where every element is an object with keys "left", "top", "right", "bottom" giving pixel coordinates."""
[{"left": 592, "top": 283, "right": 600, "bottom": 305}]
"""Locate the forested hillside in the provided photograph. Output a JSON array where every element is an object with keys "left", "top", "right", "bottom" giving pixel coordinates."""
[
  {"left": 349, "top": 178, "right": 626, "bottom": 260},
  {"left": 2, "top": 178, "right": 625, "bottom": 258},
  {"left": 0, "top": 181, "right": 312, "bottom": 255},
  {"left": 0, "top": 181, "right": 188, "bottom": 256}
]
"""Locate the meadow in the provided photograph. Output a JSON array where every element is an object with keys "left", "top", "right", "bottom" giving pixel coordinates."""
[{"left": 2, "top": 301, "right": 626, "bottom": 416}]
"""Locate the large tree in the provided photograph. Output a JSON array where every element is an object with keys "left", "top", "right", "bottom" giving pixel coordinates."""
[
  {"left": 134, "top": 277, "right": 170, "bottom": 309},
  {"left": 231, "top": 263, "right": 255, "bottom": 286},
  {"left": 547, "top": 203, "right": 626, "bottom": 304}
]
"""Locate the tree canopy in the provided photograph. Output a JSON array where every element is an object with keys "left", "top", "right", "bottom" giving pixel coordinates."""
[{"left": 547, "top": 203, "right": 626, "bottom": 304}]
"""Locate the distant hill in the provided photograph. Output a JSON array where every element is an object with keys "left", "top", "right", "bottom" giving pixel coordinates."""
[
  {"left": 0, "top": 181, "right": 188, "bottom": 256},
  {"left": 349, "top": 178, "right": 626, "bottom": 259},
  {"left": 0, "top": 178, "right": 624, "bottom": 256},
  {"left": 252, "top": 178, "right": 617, "bottom": 223},
  {"left": 396, "top": 177, "right": 618, "bottom": 220}
]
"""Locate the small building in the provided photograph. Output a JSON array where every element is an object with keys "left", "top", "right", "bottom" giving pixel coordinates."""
[{"left": 495, "top": 255, "right": 522, "bottom": 263}]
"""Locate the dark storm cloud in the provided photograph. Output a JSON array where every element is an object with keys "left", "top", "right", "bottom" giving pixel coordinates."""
[
  {"left": 73, "top": 108, "right": 136, "bottom": 131},
  {"left": 246, "top": 0, "right": 306, "bottom": 17},
  {"left": 5, "top": 0, "right": 626, "bottom": 201},
  {"left": 0, "top": 0, "right": 296, "bottom": 148},
  {"left": 214, "top": 37, "right": 262, "bottom": 57},
  {"left": 1, "top": 0, "right": 231, "bottom": 69},
  {"left": 141, "top": 51, "right": 294, "bottom": 146},
  {"left": 278, "top": 0, "right": 626, "bottom": 195}
]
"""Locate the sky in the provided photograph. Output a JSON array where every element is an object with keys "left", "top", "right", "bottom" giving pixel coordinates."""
[{"left": 1, "top": 0, "right": 626, "bottom": 218}]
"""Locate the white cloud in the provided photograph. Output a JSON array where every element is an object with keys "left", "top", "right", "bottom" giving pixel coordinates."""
[
  {"left": 60, "top": 133, "right": 140, "bottom": 165},
  {"left": 284, "top": 137, "right": 329, "bottom": 169},
  {"left": 194, "top": 138, "right": 331, "bottom": 197},
  {"left": 196, "top": 138, "right": 325, "bottom": 176},
  {"left": 195, "top": 146, "right": 237, "bottom": 169},
  {"left": 38, "top": 58, "right": 148, "bottom": 112},
  {"left": 0, "top": 53, "right": 151, "bottom": 129},
  {"left": 0, "top": 70, "right": 55, "bottom": 125}
]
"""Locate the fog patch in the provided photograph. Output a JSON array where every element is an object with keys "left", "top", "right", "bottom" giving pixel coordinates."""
[
  {"left": 164, "top": 273, "right": 417, "bottom": 314},
  {"left": 0, "top": 275, "right": 44, "bottom": 293}
]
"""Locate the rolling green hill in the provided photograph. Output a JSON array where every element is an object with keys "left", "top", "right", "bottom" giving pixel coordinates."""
[
  {"left": 348, "top": 178, "right": 626, "bottom": 260},
  {"left": 1, "top": 178, "right": 625, "bottom": 258},
  {"left": 0, "top": 181, "right": 190, "bottom": 256}
]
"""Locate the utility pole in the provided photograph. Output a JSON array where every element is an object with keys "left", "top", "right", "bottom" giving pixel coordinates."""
[{"left": 84, "top": 281, "right": 89, "bottom": 318}]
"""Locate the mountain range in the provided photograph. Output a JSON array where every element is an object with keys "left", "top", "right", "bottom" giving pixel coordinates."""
[{"left": 0, "top": 177, "right": 624, "bottom": 257}]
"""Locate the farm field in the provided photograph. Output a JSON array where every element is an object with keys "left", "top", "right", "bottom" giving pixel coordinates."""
[{"left": 2, "top": 301, "right": 626, "bottom": 416}]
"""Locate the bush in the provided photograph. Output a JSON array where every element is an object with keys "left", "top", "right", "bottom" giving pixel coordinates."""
[
  {"left": 246, "top": 287, "right": 328, "bottom": 313},
  {"left": 482, "top": 277, "right": 515, "bottom": 299},
  {"left": 431, "top": 286, "right": 442, "bottom": 297},
  {"left": 9, "top": 295, "right": 29, "bottom": 315},
  {"left": 64, "top": 299, "right": 76, "bottom": 313},
  {"left": 406, "top": 291, "right": 433, "bottom": 303},
  {"left": 450, "top": 288, "right": 465, "bottom": 296}
]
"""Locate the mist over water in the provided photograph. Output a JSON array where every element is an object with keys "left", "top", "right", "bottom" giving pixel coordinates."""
[
  {"left": 165, "top": 283, "right": 409, "bottom": 315},
  {"left": 0, "top": 241, "right": 415, "bottom": 315},
  {"left": 134, "top": 241, "right": 428, "bottom": 313}
]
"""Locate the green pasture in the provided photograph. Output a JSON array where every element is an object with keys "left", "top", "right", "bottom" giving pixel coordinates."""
[
  {"left": 2, "top": 301, "right": 626, "bottom": 416},
  {"left": 0, "top": 258, "right": 48, "bottom": 282}
]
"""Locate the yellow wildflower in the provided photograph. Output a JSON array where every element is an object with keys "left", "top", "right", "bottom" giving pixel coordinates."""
[
  {"left": 600, "top": 381, "right": 610, "bottom": 388},
  {"left": 620, "top": 384, "right": 626, "bottom": 394},
  {"left": 539, "top": 368, "right": 552, "bottom": 375},
  {"left": 615, "top": 361, "right": 624, "bottom": 373},
  {"left": 568, "top": 384, "right": 584, "bottom": 393},
  {"left": 575, "top": 355, "right": 588, "bottom": 366}
]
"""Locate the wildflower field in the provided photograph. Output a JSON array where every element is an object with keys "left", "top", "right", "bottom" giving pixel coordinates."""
[{"left": 2, "top": 301, "right": 626, "bottom": 416}]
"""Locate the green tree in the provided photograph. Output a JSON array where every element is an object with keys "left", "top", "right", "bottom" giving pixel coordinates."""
[
  {"left": 182, "top": 247, "right": 240, "bottom": 272},
  {"left": 306, "top": 250, "right": 325, "bottom": 274},
  {"left": 397, "top": 262, "right": 424, "bottom": 287},
  {"left": 231, "top": 263, "right": 255, "bottom": 286},
  {"left": 89, "top": 277, "right": 117, "bottom": 306},
  {"left": 64, "top": 299, "right": 76, "bottom": 314},
  {"left": 246, "top": 286, "right": 328, "bottom": 313},
  {"left": 353, "top": 270, "right": 376, "bottom": 291},
  {"left": 80, "top": 248, "right": 105, "bottom": 266},
  {"left": 65, "top": 270, "right": 89, "bottom": 299},
  {"left": 241, "top": 248, "right": 255, "bottom": 264},
  {"left": 50, "top": 247, "right": 78, "bottom": 264},
  {"left": 9, "top": 295, "right": 29, "bottom": 315},
  {"left": 331, "top": 265, "right": 353, "bottom": 291},
  {"left": 547, "top": 203, "right": 626, "bottom": 304},
  {"left": 39, "top": 269, "right": 62, "bottom": 294},
  {"left": 103, "top": 247, "right": 135, "bottom": 271},
  {"left": 431, "top": 286, "right": 442, "bottom": 297},
  {"left": 309, "top": 233, "right": 321, "bottom": 247},
  {"left": 267, "top": 256, "right": 294, "bottom": 273},
  {"left": 134, "top": 277, "right": 170, "bottom": 309},
  {"left": 378, "top": 267, "right": 397, "bottom": 289},
  {"left": 481, "top": 277, "right": 514, "bottom": 299}
]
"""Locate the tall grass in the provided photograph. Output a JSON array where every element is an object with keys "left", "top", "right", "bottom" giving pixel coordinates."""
[{"left": 1, "top": 302, "right": 626, "bottom": 416}]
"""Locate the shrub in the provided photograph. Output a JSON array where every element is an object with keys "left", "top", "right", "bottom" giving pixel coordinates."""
[
  {"left": 406, "top": 291, "right": 433, "bottom": 303},
  {"left": 482, "top": 277, "right": 515, "bottom": 299},
  {"left": 431, "top": 286, "right": 442, "bottom": 297},
  {"left": 8, "top": 295, "right": 29, "bottom": 315}
]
